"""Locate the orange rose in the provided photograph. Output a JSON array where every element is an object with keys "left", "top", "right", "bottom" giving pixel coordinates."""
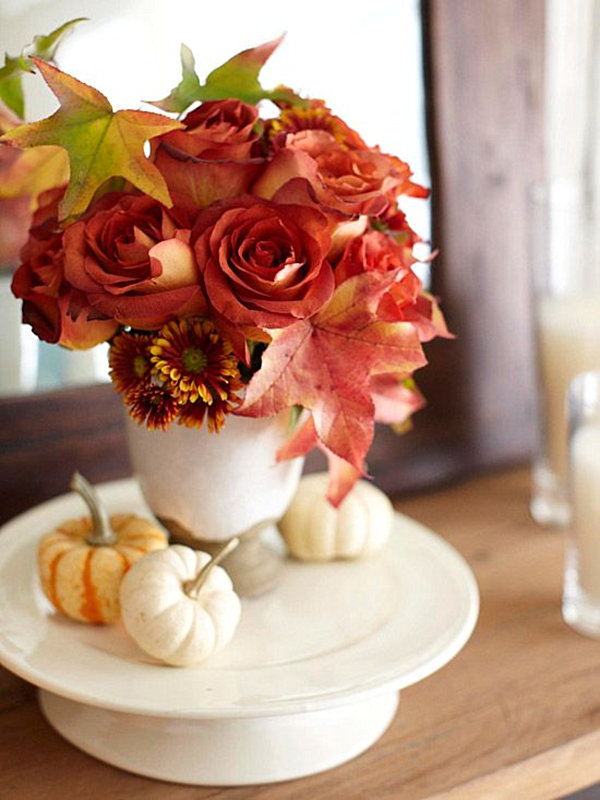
[
  {"left": 192, "top": 196, "right": 334, "bottom": 336},
  {"left": 334, "top": 228, "right": 419, "bottom": 285},
  {"left": 63, "top": 193, "right": 206, "bottom": 329},
  {"left": 153, "top": 100, "right": 264, "bottom": 211},
  {"left": 333, "top": 228, "right": 450, "bottom": 343},
  {"left": 254, "top": 129, "right": 426, "bottom": 217},
  {"left": 378, "top": 285, "right": 451, "bottom": 343}
]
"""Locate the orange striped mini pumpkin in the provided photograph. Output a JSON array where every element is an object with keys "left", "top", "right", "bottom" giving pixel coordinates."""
[{"left": 38, "top": 472, "right": 167, "bottom": 624}]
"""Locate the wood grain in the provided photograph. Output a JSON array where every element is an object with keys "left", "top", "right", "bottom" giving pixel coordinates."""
[{"left": 3, "top": 468, "right": 600, "bottom": 799}]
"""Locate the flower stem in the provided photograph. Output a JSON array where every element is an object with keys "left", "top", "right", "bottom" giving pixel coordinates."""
[
  {"left": 70, "top": 471, "right": 117, "bottom": 547},
  {"left": 184, "top": 537, "right": 239, "bottom": 598}
]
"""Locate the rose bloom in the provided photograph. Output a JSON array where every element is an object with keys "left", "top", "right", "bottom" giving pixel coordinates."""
[
  {"left": 63, "top": 192, "right": 205, "bottom": 329},
  {"left": 334, "top": 227, "right": 450, "bottom": 343},
  {"left": 153, "top": 100, "right": 264, "bottom": 211},
  {"left": 378, "top": 284, "right": 451, "bottom": 343},
  {"left": 11, "top": 188, "right": 117, "bottom": 348},
  {"left": 334, "top": 227, "right": 419, "bottom": 285},
  {"left": 191, "top": 196, "right": 335, "bottom": 348},
  {"left": 254, "top": 127, "right": 427, "bottom": 217}
]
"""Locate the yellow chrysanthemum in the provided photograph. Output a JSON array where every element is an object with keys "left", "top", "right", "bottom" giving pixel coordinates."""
[
  {"left": 150, "top": 318, "right": 240, "bottom": 406},
  {"left": 269, "top": 105, "right": 365, "bottom": 150},
  {"left": 177, "top": 391, "right": 241, "bottom": 434}
]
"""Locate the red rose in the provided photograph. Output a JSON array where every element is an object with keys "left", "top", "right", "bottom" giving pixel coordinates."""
[
  {"left": 63, "top": 193, "right": 206, "bottom": 329},
  {"left": 153, "top": 100, "right": 264, "bottom": 211},
  {"left": 11, "top": 189, "right": 117, "bottom": 348},
  {"left": 192, "top": 196, "right": 334, "bottom": 338},
  {"left": 254, "top": 130, "right": 426, "bottom": 217}
]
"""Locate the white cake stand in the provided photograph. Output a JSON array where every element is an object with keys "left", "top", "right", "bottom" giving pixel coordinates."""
[{"left": 0, "top": 481, "right": 478, "bottom": 786}]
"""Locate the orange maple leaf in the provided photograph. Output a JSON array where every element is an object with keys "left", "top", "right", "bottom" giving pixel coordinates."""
[
  {"left": 276, "top": 376, "right": 426, "bottom": 505},
  {"left": 1, "top": 58, "right": 183, "bottom": 221},
  {"left": 239, "top": 272, "right": 427, "bottom": 472}
]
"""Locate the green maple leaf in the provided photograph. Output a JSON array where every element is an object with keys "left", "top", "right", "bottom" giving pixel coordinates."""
[
  {"left": 151, "top": 36, "right": 306, "bottom": 114},
  {"left": 2, "top": 57, "right": 184, "bottom": 221},
  {"left": 0, "top": 18, "right": 86, "bottom": 118},
  {"left": 152, "top": 44, "right": 202, "bottom": 115}
]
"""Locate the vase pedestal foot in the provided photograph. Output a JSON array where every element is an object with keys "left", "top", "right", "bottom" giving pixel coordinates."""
[
  {"left": 39, "top": 688, "right": 399, "bottom": 786},
  {"left": 161, "top": 521, "right": 283, "bottom": 598}
]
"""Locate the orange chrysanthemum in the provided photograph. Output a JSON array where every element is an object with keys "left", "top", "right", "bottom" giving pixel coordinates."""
[
  {"left": 109, "top": 331, "right": 154, "bottom": 399},
  {"left": 178, "top": 390, "right": 241, "bottom": 434},
  {"left": 269, "top": 104, "right": 366, "bottom": 150},
  {"left": 150, "top": 318, "right": 241, "bottom": 405},
  {"left": 127, "top": 382, "right": 180, "bottom": 430}
]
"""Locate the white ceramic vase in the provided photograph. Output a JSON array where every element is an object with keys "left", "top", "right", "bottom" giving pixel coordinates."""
[{"left": 125, "top": 411, "right": 304, "bottom": 595}]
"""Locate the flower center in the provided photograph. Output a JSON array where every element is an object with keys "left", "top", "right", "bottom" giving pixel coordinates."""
[
  {"left": 133, "top": 356, "right": 148, "bottom": 378},
  {"left": 182, "top": 347, "right": 208, "bottom": 373}
]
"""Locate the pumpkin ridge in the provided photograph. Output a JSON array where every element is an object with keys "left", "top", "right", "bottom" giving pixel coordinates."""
[
  {"left": 80, "top": 549, "right": 103, "bottom": 623},
  {"left": 156, "top": 600, "right": 197, "bottom": 659},
  {"left": 48, "top": 550, "right": 67, "bottom": 615},
  {"left": 57, "top": 518, "right": 92, "bottom": 537},
  {"left": 117, "top": 542, "right": 154, "bottom": 556},
  {"left": 122, "top": 533, "right": 166, "bottom": 546},
  {"left": 116, "top": 547, "right": 133, "bottom": 571},
  {"left": 170, "top": 607, "right": 215, "bottom": 663}
]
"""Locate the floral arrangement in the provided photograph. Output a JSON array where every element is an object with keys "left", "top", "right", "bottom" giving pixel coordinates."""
[{"left": 2, "top": 25, "right": 450, "bottom": 504}]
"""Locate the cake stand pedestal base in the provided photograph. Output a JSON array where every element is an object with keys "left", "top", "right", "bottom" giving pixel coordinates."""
[{"left": 39, "top": 689, "right": 399, "bottom": 786}]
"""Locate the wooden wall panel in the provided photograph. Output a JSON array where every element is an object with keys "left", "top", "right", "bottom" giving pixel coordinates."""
[
  {"left": 418, "top": 0, "right": 546, "bottom": 470},
  {"left": 0, "top": 384, "right": 131, "bottom": 526}
]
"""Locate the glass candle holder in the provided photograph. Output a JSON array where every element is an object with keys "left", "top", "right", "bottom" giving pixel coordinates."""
[
  {"left": 530, "top": 183, "right": 600, "bottom": 527},
  {"left": 562, "top": 371, "right": 600, "bottom": 637}
]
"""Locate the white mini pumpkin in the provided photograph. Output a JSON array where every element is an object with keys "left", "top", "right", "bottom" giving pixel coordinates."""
[
  {"left": 279, "top": 472, "right": 394, "bottom": 562},
  {"left": 119, "top": 542, "right": 241, "bottom": 666}
]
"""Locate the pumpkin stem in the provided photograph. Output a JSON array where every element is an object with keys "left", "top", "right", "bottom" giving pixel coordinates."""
[
  {"left": 184, "top": 537, "right": 239, "bottom": 598},
  {"left": 70, "top": 471, "right": 118, "bottom": 547}
]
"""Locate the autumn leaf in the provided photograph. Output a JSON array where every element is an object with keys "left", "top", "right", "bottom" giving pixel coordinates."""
[
  {"left": 276, "top": 376, "right": 425, "bottom": 505},
  {"left": 0, "top": 99, "right": 68, "bottom": 266},
  {"left": 370, "top": 374, "right": 425, "bottom": 425},
  {"left": 239, "top": 272, "right": 427, "bottom": 472},
  {"left": 0, "top": 145, "right": 68, "bottom": 205},
  {"left": 0, "top": 56, "right": 25, "bottom": 119},
  {"left": 2, "top": 58, "right": 183, "bottom": 221},
  {"left": 277, "top": 414, "right": 363, "bottom": 506},
  {"left": 0, "top": 18, "right": 86, "bottom": 118},
  {"left": 151, "top": 37, "right": 305, "bottom": 114},
  {"left": 151, "top": 44, "right": 201, "bottom": 115}
]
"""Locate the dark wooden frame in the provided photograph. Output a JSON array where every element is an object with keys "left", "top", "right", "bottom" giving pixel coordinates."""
[{"left": 0, "top": 0, "right": 546, "bottom": 523}]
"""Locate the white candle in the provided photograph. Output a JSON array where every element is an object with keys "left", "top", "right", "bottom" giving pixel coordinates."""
[
  {"left": 571, "top": 422, "right": 600, "bottom": 602},
  {"left": 537, "top": 296, "right": 600, "bottom": 482}
]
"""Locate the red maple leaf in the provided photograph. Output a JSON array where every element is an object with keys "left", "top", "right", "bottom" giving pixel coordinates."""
[{"left": 238, "top": 271, "right": 427, "bottom": 472}]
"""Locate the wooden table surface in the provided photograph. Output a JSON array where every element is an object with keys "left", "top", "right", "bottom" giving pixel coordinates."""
[{"left": 2, "top": 467, "right": 600, "bottom": 800}]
